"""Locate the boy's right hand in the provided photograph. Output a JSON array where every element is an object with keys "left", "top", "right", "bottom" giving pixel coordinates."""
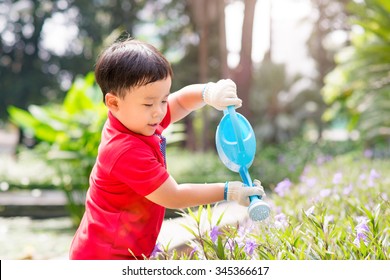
[
  {"left": 203, "top": 79, "right": 242, "bottom": 110},
  {"left": 224, "top": 179, "right": 265, "bottom": 207}
]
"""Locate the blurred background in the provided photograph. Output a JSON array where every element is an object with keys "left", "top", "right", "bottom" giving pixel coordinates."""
[{"left": 0, "top": 0, "right": 389, "bottom": 259}]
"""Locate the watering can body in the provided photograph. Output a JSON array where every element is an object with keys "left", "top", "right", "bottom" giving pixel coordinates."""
[{"left": 215, "top": 107, "right": 256, "bottom": 173}]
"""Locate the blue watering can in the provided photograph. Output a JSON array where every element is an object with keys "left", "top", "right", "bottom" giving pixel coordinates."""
[{"left": 216, "top": 106, "right": 270, "bottom": 221}]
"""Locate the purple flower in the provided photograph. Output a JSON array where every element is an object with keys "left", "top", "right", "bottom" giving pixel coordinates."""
[
  {"left": 369, "top": 169, "right": 380, "bottom": 179},
  {"left": 343, "top": 184, "right": 353, "bottom": 195},
  {"left": 226, "top": 238, "right": 235, "bottom": 251},
  {"left": 354, "top": 232, "right": 368, "bottom": 247},
  {"left": 305, "top": 178, "right": 317, "bottom": 188},
  {"left": 150, "top": 242, "right": 163, "bottom": 258},
  {"left": 275, "top": 212, "right": 287, "bottom": 222},
  {"left": 316, "top": 155, "right": 332, "bottom": 165},
  {"left": 274, "top": 213, "right": 288, "bottom": 229},
  {"left": 299, "top": 176, "right": 317, "bottom": 193},
  {"left": 356, "top": 219, "right": 370, "bottom": 232},
  {"left": 244, "top": 239, "right": 258, "bottom": 256},
  {"left": 353, "top": 217, "right": 370, "bottom": 247},
  {"left": 209, "top": 226, "right": 221, "bottom": 243},
  {"left": 368, "top": 169, "right": 380, "bottom": 187},
  {"left": 332, "top": 172, "right": 343, "bottom": 184},
  {"left": 364, "top": 149, "right": 373, "bottom": 158},
  {"left": 359, "top": 173, "right": 366, "bottom": 182},
  {"left": 189, "top": 244, "right": 198, "bottom": 259},
  {"left": 274, "top": 178, "right": 292, "bottom": 197},
  {"left": 319, "top": 188, "right": 332, "bottom": 198},
  {"left": 237, "top": 222, "right": 255, "bottom": 238},
  {"left": 235, "top": 238, "right": 245, "bottom": 249},
  {"left": 226, "top": 237, "right": 245, "bottom": 253},
  {"left": 324, "top": 215, "right": 334, "bottom": 224}
]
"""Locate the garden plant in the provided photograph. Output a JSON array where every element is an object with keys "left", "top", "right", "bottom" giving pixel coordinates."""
[
  {"left": 7, "top": 73, "right": 107, "bottom": 226},
  {"left": 152, "top": 153, "right": 389, "bottom": 260}
]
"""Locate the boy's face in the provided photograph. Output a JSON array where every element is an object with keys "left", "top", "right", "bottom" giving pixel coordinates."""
[{"left": 107, "top": 77, "right": 172, "bottom": 136}]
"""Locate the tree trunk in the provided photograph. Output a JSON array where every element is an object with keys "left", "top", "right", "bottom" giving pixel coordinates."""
[
  {"left": 218, "top": 0, "right": 229, "bottom": 78},
  {"left": 199, "top": 0, "right": 210, "bottom": 151},
  {"left": 186, "top": 0, "right": 210, "bottom": 151},
  {"left": 231, "top": 0, "right": 256, "bottom": 119}
]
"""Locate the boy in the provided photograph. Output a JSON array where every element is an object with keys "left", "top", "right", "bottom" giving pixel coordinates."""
[{"left": 69, "top": 38, "right": 265, "bottom": 260}]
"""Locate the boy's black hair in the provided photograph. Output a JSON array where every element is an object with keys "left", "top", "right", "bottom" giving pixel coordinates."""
[{"left": 95, "top": 37, "right": 173, "bottom": 103}]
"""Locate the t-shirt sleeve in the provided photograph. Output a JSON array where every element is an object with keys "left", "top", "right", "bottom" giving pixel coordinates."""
[
  {"left": 109, "top": 146, "right": 169, "bottom": 197},
  {"left": 160, "top": 104, "right": 171, "bottom": 129}
]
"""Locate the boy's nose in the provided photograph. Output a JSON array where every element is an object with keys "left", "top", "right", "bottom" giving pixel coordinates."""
[
  {"left": 153, "top": 105, "right": 165, "bottom": 117},
  {"left": 152, "top": 109, "right": 162, "bottom": 118}
]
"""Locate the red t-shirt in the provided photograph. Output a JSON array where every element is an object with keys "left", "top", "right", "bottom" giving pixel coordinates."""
[{"left": 69, "top": 109, "right": 171, "bottom": 260}]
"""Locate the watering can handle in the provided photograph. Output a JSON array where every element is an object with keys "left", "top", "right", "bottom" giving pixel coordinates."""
[{"left": 226, "top": 106, "right": 246, "bottom": 153}]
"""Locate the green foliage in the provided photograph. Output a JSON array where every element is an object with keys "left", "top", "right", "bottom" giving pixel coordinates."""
[
  {"left": 152, "top": 155, "right": 390, "bottom": 260},
  {"left": 322, "top": 0, "right": 390, "bottom": 143},
  {"left": 166, "top": 148, "right": 240, "bottom": 184},
  {"left": 250, "top": 59, "right": 324, "bottom": 144},
  {"left": 0, "top": 0, "right": 193, "bottom": 121},
  {"left": 252, "top": 138, "right": 314, "bottom": 187},
  {"left": 167, "top": 138, "right": 365, "bottom": 191},
  {"left": 8, "top": 73, "right": 107, "bottom": 226}
]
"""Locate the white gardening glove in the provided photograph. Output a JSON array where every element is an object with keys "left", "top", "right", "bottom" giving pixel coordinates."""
[
  {"left": 224, "top": 179, "right": 266, "bottom": 207},
  {"left": 203, "top": 79, "right": 242, "bottom": 111}
]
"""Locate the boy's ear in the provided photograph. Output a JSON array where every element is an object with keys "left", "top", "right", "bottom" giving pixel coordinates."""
[{"left": 105, "top": 93, "right": 119, "bottom": 111}]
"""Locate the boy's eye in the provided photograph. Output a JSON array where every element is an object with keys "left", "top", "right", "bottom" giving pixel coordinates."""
[{"left": 143, "top": 104, "right": 153, "bottom": 107}]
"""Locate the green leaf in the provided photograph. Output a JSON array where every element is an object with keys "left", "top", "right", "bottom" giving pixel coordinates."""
[
  {"left": 29, "top": 105, "right": 67, "bottom": 131},
  {"left": 33, "top": 123, "right": 59, "bottom": 143},
  {"left": 377, "top": 0, "right": 390, "bottom": 12},
  {"left": 63, "top": 73, "right": 97, "bottom": 114},
  {"left": 206, "top": 204, "right": 212, "bottom": 225},
  {"left": 216, "top": 236, "right": 225, "bottom": 259},
  {"left": 180, "top": 223, "right": 197, "bottom": 238},
  {"left": 7, "top": 106, "right": 39, "bottom": 130}
]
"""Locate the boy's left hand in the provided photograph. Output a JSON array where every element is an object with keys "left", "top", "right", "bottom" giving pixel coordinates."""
[
  {"left": 203, "top": 79, "right": 242, "bottom": 110},
  {"left": 225, "top": 179, "right": 266, "bottom": 207}
]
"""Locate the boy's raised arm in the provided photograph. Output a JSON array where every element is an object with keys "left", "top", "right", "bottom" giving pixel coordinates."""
[
  {"left": 168, "top": 83, "right": 206, "bottom": 123},
  {"left": 168, "top": 79, "right": 242, "bottom": 123}
]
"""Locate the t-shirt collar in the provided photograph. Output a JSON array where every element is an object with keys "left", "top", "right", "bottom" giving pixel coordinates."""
[{"left": 107, "top": 111, "right": 133, "bottom": 134}]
